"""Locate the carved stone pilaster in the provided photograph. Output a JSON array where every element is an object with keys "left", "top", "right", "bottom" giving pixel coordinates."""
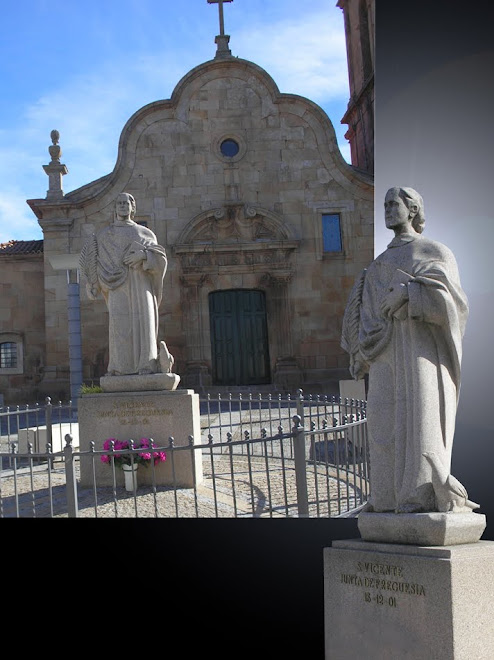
[
  {"left": 261, "top": 271, "right": 302, "bottom": 390},
  {"left": 180, "top": 274, "right": 212, "bottom": 389}
]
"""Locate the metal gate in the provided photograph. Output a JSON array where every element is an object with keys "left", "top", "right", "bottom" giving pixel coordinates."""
[{"left": 209, "top": 289, "right": 271, "bottom": 386}]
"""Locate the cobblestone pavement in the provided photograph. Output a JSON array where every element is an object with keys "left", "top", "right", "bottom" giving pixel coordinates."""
[
  {"left": 0, "top": 408, "right": 366, "bottom": 518},
  {"left": 0, "top": 454, "right": 364, "bottom": 518}
]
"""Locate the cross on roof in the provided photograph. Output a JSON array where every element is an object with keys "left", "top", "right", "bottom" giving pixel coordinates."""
[{"left": 207, "top": 0, "right": 233, "bottom": 36}]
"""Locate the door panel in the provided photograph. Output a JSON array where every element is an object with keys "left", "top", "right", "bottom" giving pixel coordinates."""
[{"left": 209, "top": 290, "right": 271, "bottom": 385}]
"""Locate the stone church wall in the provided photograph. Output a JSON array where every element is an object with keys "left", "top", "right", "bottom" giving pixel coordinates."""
[
  {"left": 0, "top": 253, "right": 45, "bottom": 403},
  {"left": 28, "top": 56, "right": 373, "bottom": 398}
]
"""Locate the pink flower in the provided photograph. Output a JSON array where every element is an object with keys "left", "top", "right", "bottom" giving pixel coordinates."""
[
  {"left": 153, "top": 451, "right": 167, "bottom": 464},
  {"left": 103, "top": 438, "right": 117, "bottom": 451},
  {"left": 101, "top": 436, "right": 165, "bottom": 468}
]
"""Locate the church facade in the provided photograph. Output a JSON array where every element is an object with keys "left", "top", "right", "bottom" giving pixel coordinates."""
[{"left": 0, "top": 6, "right": 374, "bottom": 403}]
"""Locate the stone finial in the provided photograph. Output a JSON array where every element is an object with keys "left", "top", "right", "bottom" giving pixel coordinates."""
[
  {"left": 43, "top": 129, "right": 68, "bottom": 200},
  {"left": 49, "top": 129, "right": 62, "bottom": 163}
]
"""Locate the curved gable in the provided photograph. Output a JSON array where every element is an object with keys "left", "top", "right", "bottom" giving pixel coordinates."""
[{"left": 63, "top": 56, "right": 371, "bottom": 217}]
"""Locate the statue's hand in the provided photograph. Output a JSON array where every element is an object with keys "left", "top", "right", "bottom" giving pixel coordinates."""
[
  {"left": 350, "top": 352, "right": 368, "bottom": 380},
  {"left": 123, "top": 248, "right": 146, "bottom": 268},
  {"left": 86, "top": 283, "right": 100, "bottom": 300},
  {"left": 381, "top": 283, "right": 408, "bottom": 319}
]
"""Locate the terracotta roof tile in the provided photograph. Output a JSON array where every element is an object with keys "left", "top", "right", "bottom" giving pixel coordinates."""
[{"left": 0, "top": 240, "right": 44, "bottom": 255}]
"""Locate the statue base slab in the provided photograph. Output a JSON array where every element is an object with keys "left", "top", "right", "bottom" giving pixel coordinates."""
[
  {"left": 358, "top": 511, "right": 486, "bottom": 546},
  {"left": 324, "top": 539, "right": 494, "bottom": 660},
  {"left": 78, "top": 389, "right": 202, "bottom": 489},
  {"left": 100, "top": 372, "right": 180, "bottom": 393}
]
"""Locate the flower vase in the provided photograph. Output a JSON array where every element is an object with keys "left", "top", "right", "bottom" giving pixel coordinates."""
[{"left": 122, "top": 463, "right": 138, "bottom": 492}]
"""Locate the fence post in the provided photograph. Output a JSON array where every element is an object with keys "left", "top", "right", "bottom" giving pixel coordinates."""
[
  {"left": 45, "top": 396, "right": 54, "bottom": 469},
  {"left": 292, "top": 414, "right": 309, "bottom": 518},
  {"left": 296, "top": 389, "right": 304, "bottom": 424},
  {"left": 64, "top": 434, "right": 79, "bottom": 518}
]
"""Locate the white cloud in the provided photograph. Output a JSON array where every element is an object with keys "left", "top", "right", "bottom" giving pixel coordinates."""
[
  {"left": 0, "top": 6, "right": 350, "bottom": 242},
  {"left": 0, "top": 190, "right": 41, "bottom": 244},
  {"left": 234, "top": 10, "right": 349, "bottom": 102}
]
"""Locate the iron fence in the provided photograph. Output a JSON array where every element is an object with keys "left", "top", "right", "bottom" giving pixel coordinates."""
[{"left": 0, "top": 391, "right": 369, "bottom": 518}]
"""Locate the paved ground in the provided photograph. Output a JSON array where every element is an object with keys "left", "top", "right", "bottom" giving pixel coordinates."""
[
  {"left": 0, "top": 405, "right": 366, "bottom": 518},
  {"left": 0, "top": 453, "right": 364, "bottom": 518}
]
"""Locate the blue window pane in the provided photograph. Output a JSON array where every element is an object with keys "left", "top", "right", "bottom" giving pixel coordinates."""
[
  {"left": 220, "top": 139, "right": 240, "bottom": 157},
  {"left": 322, "top": 214, "right": 342, "bottom": 252}
]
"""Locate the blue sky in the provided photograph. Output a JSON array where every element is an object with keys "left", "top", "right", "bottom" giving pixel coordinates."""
[{"left": 0, "top": 0, "right": 351, "bottom": 243}]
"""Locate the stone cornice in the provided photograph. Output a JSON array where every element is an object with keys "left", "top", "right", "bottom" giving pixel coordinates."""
[
  {"left": 174, "top": 239, "right": 299, "bottom": 254},
  {"left": 174, "top": 239, "right": 298, "bottom": 275},
  {"left": 341, "top": 74, "right": 374, "bottom": 125},
  {"left": 26, "top": 198, "right": 78, "bottom": 223}
]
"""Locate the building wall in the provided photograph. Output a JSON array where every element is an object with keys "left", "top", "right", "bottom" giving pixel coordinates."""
[
  {"left": 28, "top": 57, "right": 373, "bottom": 398},
  {"left": 338, "top": 0, "right": 375, "bottom": 174},
  {"left": 0, "top": 253, "right": 45, "bottom": 403}
]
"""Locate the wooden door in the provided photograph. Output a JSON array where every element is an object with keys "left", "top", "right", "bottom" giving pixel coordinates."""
[{"left": 209, "top": 290, "right": 271, "bottom": 386}]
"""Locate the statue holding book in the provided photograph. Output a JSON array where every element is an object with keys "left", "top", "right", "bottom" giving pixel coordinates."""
[
  {"left": 80, "top": 192, "right": 171, "bottom": 377},
  {"left": 341, "top": 186, "right": 474, "bottom": 516}
]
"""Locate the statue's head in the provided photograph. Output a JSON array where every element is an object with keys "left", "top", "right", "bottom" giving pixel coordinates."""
[
  {"left": 115, "top": 192, "right": 136, "bottom": 220},
  {"left": 385, "top": 187, "right": 425, "bottom": 234}
]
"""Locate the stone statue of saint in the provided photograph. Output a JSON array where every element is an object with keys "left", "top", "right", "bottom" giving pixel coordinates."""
[
  {"left": 341, "top": 187, "right": 475, "bottom": 514},
  {"left": 80, "top": 192, "right": 168, "bottom": 376}
]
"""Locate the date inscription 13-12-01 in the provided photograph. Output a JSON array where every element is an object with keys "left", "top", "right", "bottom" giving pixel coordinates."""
[{"left": 340, "top": 560, "right": 426, "bottom": 609}]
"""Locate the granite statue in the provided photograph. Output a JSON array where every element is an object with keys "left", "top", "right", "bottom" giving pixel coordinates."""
[
  {"left": 422, "top": 451, "right": 479, "bottom": 513},
  {"left": 80, "top": 192, "right": 172, "bottom": 377},
  {"left": 342, "top": 186, "right": 474, "bottom": 515}
]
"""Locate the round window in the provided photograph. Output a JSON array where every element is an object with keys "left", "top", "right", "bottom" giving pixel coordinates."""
[{"left": 220, "top": 138, "right": 240, "bottom": 158}]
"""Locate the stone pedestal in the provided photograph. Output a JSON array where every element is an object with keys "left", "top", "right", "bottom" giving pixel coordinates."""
[
  {"left": 214, "top": 34, "right": 231, "bottom": 59},
  {"left": 358, "top": 511, "right": 486, "bottom": 546},
  {"left": 100, "top": 372, "right": 180, "bottom": 393},
  {"left": 78, "top": 389, "right": 203, "bottom": 489},
  {"left": 324, "top": 538, "right": 494, "bottom": 660},
  {"left": 339, "top": 378, "right": 366, "bottom": 402}
]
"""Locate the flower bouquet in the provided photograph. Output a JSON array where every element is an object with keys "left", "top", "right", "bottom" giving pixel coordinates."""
[{"left": 101, "top": 437, "right": 167, "bottom": 469}]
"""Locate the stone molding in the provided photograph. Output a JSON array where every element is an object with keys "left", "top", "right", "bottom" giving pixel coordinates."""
[{"left": 174, "top": 203, "right": 299, "bottom": 276}]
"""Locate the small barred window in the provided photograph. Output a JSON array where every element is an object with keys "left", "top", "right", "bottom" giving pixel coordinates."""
[{"left": 0, "top": 342, "right": 17, "bottom": 369}]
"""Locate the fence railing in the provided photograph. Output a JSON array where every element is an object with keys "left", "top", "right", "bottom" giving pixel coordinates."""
[{"left": 0, "top": 391, "right": 369, "bottom": 518}]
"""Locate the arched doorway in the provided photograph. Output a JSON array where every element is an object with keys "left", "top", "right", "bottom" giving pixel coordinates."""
[{"left": 209, "top": 289, "right": 271, "bottom": 386}]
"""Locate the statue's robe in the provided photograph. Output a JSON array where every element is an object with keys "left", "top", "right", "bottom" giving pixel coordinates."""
[
  {"left": 95, "top": 221, "right": 167, "bottom": 375},
  {"left": 343, "top": 234, "right": 468, "bottom": 512}
]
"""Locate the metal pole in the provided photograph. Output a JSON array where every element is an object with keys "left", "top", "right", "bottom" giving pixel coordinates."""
[
  {"left": 292, "top": 414, "right": 309, "bottom": 518},
  {"left": 67, "top": 270, "right": 83, "bottom": 402},
  {"left": 64, "top": 434, "right": 79, "bottom": 517},
  {"left": 45, "top": 396, "right": 53, "bottom": 469},
  {"left": 296, "top": 388, "right": 304, "bottom": 423}
]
